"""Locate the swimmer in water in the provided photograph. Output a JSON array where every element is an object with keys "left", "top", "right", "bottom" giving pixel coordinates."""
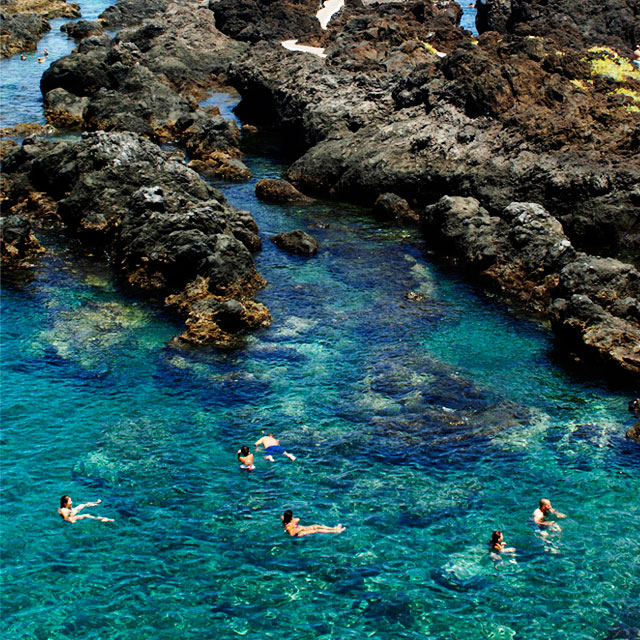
[
  {"left": 255, "top": 431, "right": 296, "bottom": 462},
  {"left": 532, "top": 498, "right": 566, "bottom": 531},
  {"left": 489, "top": 530, "right": 515, "bottom": 553},
  {"left": 58, "top": 495, "right": 114, "bottom": 523},
  {"left": 281, "top": 510, "right": 345, "bottom": 537},
  {"left": 237, "top": 445, "right": 255, "bottom": 470}
]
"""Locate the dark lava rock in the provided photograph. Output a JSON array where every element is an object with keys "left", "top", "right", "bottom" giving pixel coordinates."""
[
  {"left": 99, "top": 0, "right": 171, "bottom": 28},
  {"left": 0, "top": 12, "right": 50, "bottom": 57},
  {"left": 40, "top": 0, "right": 249, "bottom": 159},
  {"left": 476, "top": 0, "right": 639, "bottom": 54},
  {"left": 422, "top": 196, "right": 640, "bottom": 380},
  {"left": 373, "top": 193, "right": 419, "bottom": 224},
  {"left": 0, "top": 214, "right": 45, "bottom": 266},
  {"left": 549, "top": 256, "right": 640, "bottom": 379},
  {"left": 271, "top": 229, "right": 319, "bottom": 255},
  {"left": 61, "top": 19, "right": 105, "bottom": 41},
  {"left": 255, "top": 178, "right": 314, "bottom": 203},
  {"left": 210, "top": 0, "right": 322, "bottom": 44},
  {"left": 2, "top": 131, "right": 270, "bottom": 345}
]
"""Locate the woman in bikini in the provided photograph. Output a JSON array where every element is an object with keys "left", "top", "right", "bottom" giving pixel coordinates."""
[{"left": 281, "top": 509, "right": 345, "bottom": 537}]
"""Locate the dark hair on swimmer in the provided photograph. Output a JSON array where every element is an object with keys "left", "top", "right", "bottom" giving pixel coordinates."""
[
  {"left": 239, "top": 445, "right": 250, "bottom": 457},
  {"left": 491, "top": 530, "right": 502, "bottom": 545},
  {"left": 282, "top": 510, "right": 293, "bottom": 525},
  {"left": 60, "top": 495, "right": 71, "bottom": 508}
]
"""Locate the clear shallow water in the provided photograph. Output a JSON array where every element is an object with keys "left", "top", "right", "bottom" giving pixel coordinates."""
[{"left": 1, "top": 3, "right": 639, "bottom": 640}]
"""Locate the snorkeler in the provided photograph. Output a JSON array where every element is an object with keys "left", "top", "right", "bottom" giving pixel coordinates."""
[
  {"left": 532, "top": 499, "right": 566, "bottom": 530},
  {"left": 489, "top": 530, "right": 515, "bottom": 553},
  {"left": 255, "top": 431, "right": 296, "bottom": 462},
  {"left": 281, "top": 510, "right": 345, "bottom": 537},
  {"left": 58, "top": 495, "right": 113, "bottom": 523},
  {"left": 237, "top": 445, "right": 255, "bottom": 470}
]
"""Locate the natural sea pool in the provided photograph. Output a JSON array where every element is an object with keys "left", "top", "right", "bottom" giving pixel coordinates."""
[{"left": 1, "top": 2, "right": 639, "bottom": 639}]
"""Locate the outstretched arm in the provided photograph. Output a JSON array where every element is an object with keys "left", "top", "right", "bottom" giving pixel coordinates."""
[
  {"left": 254, "top": 437, "right": 264, "bottom": 448},
  {"left": 72, "top": 499, "right": 101, "bottom": 515},
  {"left": 551, "top": 509, "right": 566, "bottom": 519}
]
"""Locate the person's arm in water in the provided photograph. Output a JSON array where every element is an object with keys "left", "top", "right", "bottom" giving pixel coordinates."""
[
  {"left": 550, "top": 508, "right": 566, "bottom": 519},
  {"left": 254, "top": 437, "right": 265, "bottom": 448}
]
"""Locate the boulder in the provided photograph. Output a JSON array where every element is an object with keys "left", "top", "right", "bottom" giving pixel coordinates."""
[
  {"left": 255, "top": 178, "right": 314, "bottom": 204},
  {"left": 626, "top": 421, "right": 640, "bottom": 443},
  {"left": 0, "top": 214, "right": 45, "bottom": 266},
  {"left": 373, "top": 193, "right": 419, "bottom": 224},
  {"left": 271, "top": 229, "right": 319, "bottom": 255},
  {"left": 60, "top": 19, "right": 105, "bottom": 41}
]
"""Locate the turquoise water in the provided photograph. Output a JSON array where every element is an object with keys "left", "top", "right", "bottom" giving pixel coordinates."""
[{"left": 2, "top": 4, "right": 640, "bottom": 640}]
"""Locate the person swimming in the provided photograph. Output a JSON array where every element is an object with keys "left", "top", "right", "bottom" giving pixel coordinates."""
[
  {"left": 255, "top": 431, "right": 296, "bottom": 462},
  {"left": 532, "top": 498, "right": 566, "bottom": 531},
  {"left": 489, "top": 530, "right": 515, "bottom": 554},
  {"left": 281, "top": 510, "right": 345, "bottom": 537},
  {"left": 58, "top": 495, "right": 113, "bottom": 523},
  {"left": 237, "top": 445, "right": 255, "bottom": 470}
]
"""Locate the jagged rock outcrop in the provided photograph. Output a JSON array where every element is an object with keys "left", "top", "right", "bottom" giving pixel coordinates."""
[
  {"left": 2, "top": 131, "right": 270, "bottom": 345},
  {"left": 0, "top": 0, "right": 80, "bottom": 57},
  {"left": 422, "top": 196, "right": 640, "bottom": 380},
  {"left": 39, "top": 0, "right": 251, "bottom": 180},
  {"left": 60, "top": 19, "right": 105, "bottom": 41},
  {"left": 373, "top": 193, "right": 419, "bottom": 223},
  {"left": 476, "top": 0, "right": 638, "bottom": 55}
]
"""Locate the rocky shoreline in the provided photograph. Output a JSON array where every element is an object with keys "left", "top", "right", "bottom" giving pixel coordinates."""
[
  {"left": 0, "top": 0, "right": 80, "bottom": 57},
  {"left": 1, "top": 0, "right": 639, "bottom": 381}
]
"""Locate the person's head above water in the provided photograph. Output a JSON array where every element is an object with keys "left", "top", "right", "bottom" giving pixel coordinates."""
[
  {"left": 239, "top": 445, "right": 250, "bottom": 456},
  {"left": 60, "top": 495, "right": 71, "bottom": 508},
  {"left": 491, "top": 530, "right": 503, "bottom": 545},
  {"left": 282, "top": 509, "right": 293, "bottom": 525},
  {"left": 539, "top": 498, "right": 552, "bottom": 513}
]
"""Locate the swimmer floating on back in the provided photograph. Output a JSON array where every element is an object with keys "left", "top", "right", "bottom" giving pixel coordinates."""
[
  {"left": 237, "top": 445, "right": 255, "bottom": 470},
  {"left": 58, "top": 495, "right": 113, "bottom": 523},
  {"left": 255, "top": 431, "right": 296, "bottom": 462},
  {"left": 281, "top": 510, "right": 345, "bottom": 537}
]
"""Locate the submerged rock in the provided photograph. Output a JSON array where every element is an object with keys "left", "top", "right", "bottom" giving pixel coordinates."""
[
  {"left": 255, "top": 178, "right": 314, "bottom": 204},
  {"left": 271, "top": 229, "right": 319, "bottom": 255}
]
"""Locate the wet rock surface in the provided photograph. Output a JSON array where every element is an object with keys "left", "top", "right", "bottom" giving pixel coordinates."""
[
  {"left": 2, "top": 131, "right": 270, "bottom": 345},
  {"left": 271, "top": 229, "right": 319, "bottom": 255},
  {"left": 256, "top": 178, "right": 315, "bottom": 204}
]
